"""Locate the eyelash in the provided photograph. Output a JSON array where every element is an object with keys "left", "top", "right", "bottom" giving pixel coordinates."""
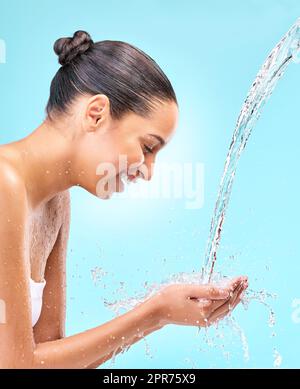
[{"left": 143, "top": 144, "right": 154, "bottom": 154}]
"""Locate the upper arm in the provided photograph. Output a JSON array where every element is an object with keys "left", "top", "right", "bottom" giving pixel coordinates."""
[
  {"left": 0, "top": 161, "right": 35, "bottom": 368},
  {"left": 33, "top": 191, "right": 71, "bottom": 343}
]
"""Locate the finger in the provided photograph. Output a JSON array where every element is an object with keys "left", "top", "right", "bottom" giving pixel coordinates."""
[
  {"left": 184, "top": 276, "right": 248, "bottom": 300},
  {"left": 208, "top": 310, "right": 228, "bottom": 324},
  {"left": 207, "top": 300, "right": 232, "bottom": 323},
  {"left": 206, "top": 281, "right": 248, "bottom": 325},
  {"left": 229, "top": 282, "right": 246, "bottom": 309},
  {"left": 225, "top": 276, "right": 248, "bottom": 293},
  {"left": 210, "top": 291, "right": 245, "bottom": 324},
  {"left": 230, "top": 282, "right": 248, "bottom": 310},
  {"left": 230, "top": 294, "right": 243, "bottom": 312},
  {"left": 206, "top": 303, "right": 229, "bottom": 324},
  {"left": 208, "top": 283, "right": 245, "bottom": 323},
  {"left": 196, "top": 277, "right": 247, "bottom": 310},
  {"left": 185, "top": 284, "right": 230, "bottom": 300},
  {"left": 191, "top": 285, "right": 241, "bottom": 321},
  {"left": 209, "top": 280, "right": 248, "bottom": 323},
  {"left": 210, "top": 295, "right": 231, "bottom": 311},
  {"left": 212, "top": 278, "right": 246, "bottom": 307},
  {"left": 210, "top": 280, "right": 245, "bottom": 311}
]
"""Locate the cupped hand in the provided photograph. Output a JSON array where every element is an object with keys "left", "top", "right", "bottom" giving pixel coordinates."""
[{"left": 153, "top": 276, "right": 248, "bottom": 327}]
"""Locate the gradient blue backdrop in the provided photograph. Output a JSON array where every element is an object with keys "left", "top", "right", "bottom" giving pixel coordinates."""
[{"left": 0, "top": 0, "right": 300, "bottom": 368}]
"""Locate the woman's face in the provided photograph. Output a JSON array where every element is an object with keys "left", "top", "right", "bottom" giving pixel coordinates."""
[{"left": 76, "top": 96, "right": 179, "bottom": 199}]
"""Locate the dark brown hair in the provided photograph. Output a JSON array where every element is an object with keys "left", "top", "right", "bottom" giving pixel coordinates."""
[{"left": 46, "top": 30, "right": 178, "bottom": 121}]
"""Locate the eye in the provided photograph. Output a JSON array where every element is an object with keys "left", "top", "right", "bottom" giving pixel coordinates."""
[{"left": 142, "top": 143, "right": 154, "bottom": 154}]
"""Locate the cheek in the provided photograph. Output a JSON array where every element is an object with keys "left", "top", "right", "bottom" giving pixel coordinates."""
[
  {"left": 127, "top": 149, "right": 144, "bottom": 165},
  {"left": 91, "top": 140, "right": 120, "bottom": 167},
  {"left": 90, "top": 136, "right": 144, "bottom": 175},
  {"left": 119, "top": 143, "right": 144, "bottom": 172}
]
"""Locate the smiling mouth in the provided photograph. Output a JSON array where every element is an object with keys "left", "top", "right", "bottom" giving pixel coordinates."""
[
  {"left": 116, "top": 172, "right": 137, "bottom": 193},
  {"left": 119, "top": 172, "right": 139, "bottom": 185}
]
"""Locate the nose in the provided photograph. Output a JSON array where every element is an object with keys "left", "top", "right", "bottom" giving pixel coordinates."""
[
  {"left": 127, "top": 164, "right": 153, "bottom": 182},
  {"left": 127, "top": 156, "right": 155, "bottom": 182},
  {"left": 139, "top": 160, "right": 155, "bottom": 181}
]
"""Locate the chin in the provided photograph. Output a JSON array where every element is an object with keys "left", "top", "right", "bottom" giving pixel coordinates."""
[
  {"left": 95, "top": 190, "right": 113, "bottom": 200},
  {"left": 95, "top": 174, "right": 125, "bottom": 199}
]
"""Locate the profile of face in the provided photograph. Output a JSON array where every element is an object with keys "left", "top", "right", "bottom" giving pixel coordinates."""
[{"left": 72, "top": 94, "right": 179, "bottom": 199}]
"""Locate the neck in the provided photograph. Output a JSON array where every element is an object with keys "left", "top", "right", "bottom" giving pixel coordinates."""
[{"left": 9, "top": 118, "right": 80, "bottom": 209}]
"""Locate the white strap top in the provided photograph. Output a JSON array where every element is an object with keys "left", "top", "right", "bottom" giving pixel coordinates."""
[{"left": 29, "top": 277, "right": 46, "bottom": 327}]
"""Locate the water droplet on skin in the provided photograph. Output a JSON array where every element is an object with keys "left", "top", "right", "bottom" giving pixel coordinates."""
[{"left": 46, "top": 170, "right": 50, "bottom": 174}]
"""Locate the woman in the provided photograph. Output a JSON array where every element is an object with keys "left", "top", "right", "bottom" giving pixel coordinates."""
[{"left": 0, "top": 30, "right": 248, "bottom": 369}]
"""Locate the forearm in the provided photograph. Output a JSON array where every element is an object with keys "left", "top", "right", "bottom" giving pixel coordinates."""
[
  {"left": 85, "top": 322, "right": 164, "bottom": 369},
  {"left": 32, "top": 298, "right": 161, "bottom": 369}
]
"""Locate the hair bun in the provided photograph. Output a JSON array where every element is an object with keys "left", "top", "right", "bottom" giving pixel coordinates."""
[{"left": 54, "top": 30, "right": 94, "bottom": 66}]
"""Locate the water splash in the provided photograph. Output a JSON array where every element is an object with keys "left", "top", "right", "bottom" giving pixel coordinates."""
[
  {"left": 104, "top": 270, "right": 278, "bottom": 365},
  {"left": 98, "top": 20, "right": 300, "bottom": 368},
  {"left": 91, "top": 266, "right": 108, "bottom": 286},
  {"left": 202, "top": 18, "right": 300, "bottom": 282},
  {"left": 273, "top": 348, "right": 283, "bottom": 368},
  {"left": 229, "top": 317, "right": 250, "bottom": 362},
  {"left": 104, "top": 271, "right": 228, "bottom": 316}
]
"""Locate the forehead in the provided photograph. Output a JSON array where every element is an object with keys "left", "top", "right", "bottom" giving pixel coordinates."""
[
  {"left": 122, "top": 102, "right": 178, "bottom": 142},
  {"left": 141, "top": 101, "right": 179, "bottom": 141}
]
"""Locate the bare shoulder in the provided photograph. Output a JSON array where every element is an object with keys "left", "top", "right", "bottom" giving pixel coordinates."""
[
  {"left": 0, "top": 155, "right": 23, "bottom": 186},
  {"left": 0, "top": 156, "right": 27, "bottom": 205},
  {"left": 0, "top": 157, "right": 28, "bottom": 260}
]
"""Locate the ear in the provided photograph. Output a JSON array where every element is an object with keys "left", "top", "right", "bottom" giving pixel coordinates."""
[{"left": 85, "top": 94, "right": 110, "bottom": 132}]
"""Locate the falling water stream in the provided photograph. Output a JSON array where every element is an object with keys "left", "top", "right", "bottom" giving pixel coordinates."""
[
  {"left": 202, "top": 18, "right": 300, "bottom": 282},
  {"left": 97, "top": 19, "right": 300, "bottom": 367}
]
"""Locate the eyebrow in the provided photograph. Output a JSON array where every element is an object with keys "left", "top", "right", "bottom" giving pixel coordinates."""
[{"left": 149, "top": 133, "right": 166, "bottom": 147}]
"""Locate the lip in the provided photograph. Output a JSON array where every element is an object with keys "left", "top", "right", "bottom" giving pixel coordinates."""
[
  {"left": 127, "top": 174, "right": 138, "bottom": 183},
  {"left": 116, "top": 172, "right": 139, "bottom": 192}
]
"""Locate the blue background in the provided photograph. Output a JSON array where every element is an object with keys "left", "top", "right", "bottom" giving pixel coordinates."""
[{"left": 0, "top": 0, "right": 300, "bottom": 368}]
